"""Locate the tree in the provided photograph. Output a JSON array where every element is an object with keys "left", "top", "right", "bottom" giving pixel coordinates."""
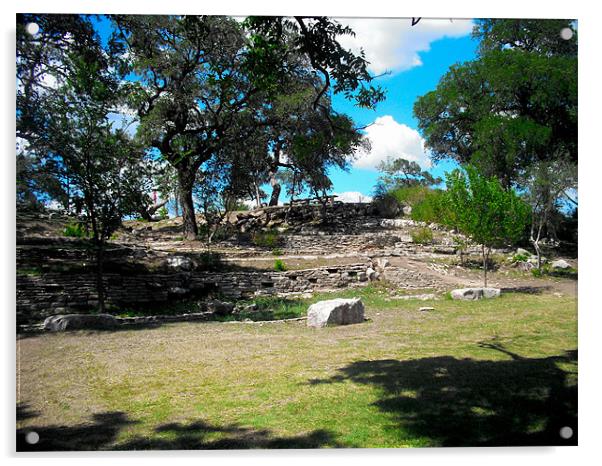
[
  {"left": 413, "top": 19, "right": 577, "bottom": 188},
  {"left": 112, "top": 15, "right": 383, "bottom": 239},
  {"left": 444, "top": 166, "right": 530, "bottom": 287},
  {"left": 376, "top": 157, "right": 441, "bottom": 190},
  {"left": 521, "top": 159, "right": 577, "bottom": 270},
  {"left": 18, "top": 20, "right": 151, "bottom": 312}
]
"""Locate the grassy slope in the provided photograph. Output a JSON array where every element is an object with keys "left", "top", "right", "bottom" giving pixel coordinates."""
[{"left": 17, "top": 289, "right": 577, "bottom": 450}]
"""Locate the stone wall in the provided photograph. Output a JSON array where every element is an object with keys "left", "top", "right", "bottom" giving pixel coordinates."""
[
  {"left": 16, "top": 263, "right": 442, "bottom": 324},
  {"left": 228, "top": 202, "right": 380, "bottom": 233}
]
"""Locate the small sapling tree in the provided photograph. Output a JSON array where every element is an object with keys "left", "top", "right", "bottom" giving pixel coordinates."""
[{"left": 444, "top": 166, "right": 530, "bottom": 287}]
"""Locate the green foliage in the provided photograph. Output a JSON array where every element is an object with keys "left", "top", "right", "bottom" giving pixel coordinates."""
[
  {"left": 411, "top": 190, "right": 447, "bottom": 224},
  {"left": 512, "top": 253, "right": 530, "bottom": 263},
  {"left": 444, "top": 166, "right": 530, "bottom": 286},
  {"left": 445, "top": 166, "right": 530, "bottom": 248},
  {"left": 388, "top": 185, "right": 430, "bottom": 206},
  {"left": 411, "top": 227, "right": 434, "bottom": 245},
  {"left": 377, "top": 157, "right": 442, "bottom": 190},
  {"left": 274, "top": 259, "right": 287, "bottom": 272},
  {"left": 157, "top": 207, "right": 169, "bottom": 220},
  {"left": 63, "top": 222, "right": 89, "bottom": 238},
  {"left": 271, "top": 248, "right": 283, "bottom": 256},
  {"left": 252, "top": 229, "right": 281, "bottom": 248},
  {"left": 414, "top": 19, "right": 577, "bottom": 188}
]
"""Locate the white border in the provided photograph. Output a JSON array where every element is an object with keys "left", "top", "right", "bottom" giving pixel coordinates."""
[{"left": 3, "top": 1, "right": 600, "bottom": 465}]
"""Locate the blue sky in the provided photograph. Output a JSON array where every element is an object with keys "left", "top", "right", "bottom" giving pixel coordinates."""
[
  {"left": 93, "top": 16, "right": 479, "bottom": 203},
  {"left": 328, "top": 19, "right": 479, "bottom": 201}
]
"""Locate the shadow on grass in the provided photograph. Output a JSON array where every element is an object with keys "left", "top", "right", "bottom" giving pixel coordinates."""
[
  {"left": 17, "top": 407, "right": 341, "bottom": 451},
  {"left": 17, "top": 410, "right": 135, "bottom": 451},
  {"left": 308, "top": 343, "right": 577, "bottom": 447}
]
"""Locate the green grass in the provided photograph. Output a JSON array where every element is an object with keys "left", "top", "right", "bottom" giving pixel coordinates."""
[{"left": 17, "top": 290, "right": 577, "bottom": 450}]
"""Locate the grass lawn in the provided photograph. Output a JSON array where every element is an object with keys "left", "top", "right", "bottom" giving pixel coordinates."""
[{"left": 16, "top": 288, "right": 577, "bottom": 450}]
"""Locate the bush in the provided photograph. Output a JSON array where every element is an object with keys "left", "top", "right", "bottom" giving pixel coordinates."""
[
  {"left": 272, "top": 247, "right": 283, "bottom": 256},
  {"left": 512, "top": 252, "right": 530, "bottom": 263},
  {"left": 63, "top": 222, "right": 89, "bottom": 238},
  {"left": 157, "top": 207, "right": 169, "bottom": 220},
  {"left": 274, "top": 259, "right": 287, "bottom": 271},
  {"left": 411, "top": 190, "right": 447, "bottom": 224},
  {"left": 389, "top": 185, "right": 431, "bottom": 206},
  {"left": 373, "top": 192, "right": 402, "bottom": 218},
  {"left": 252, "top": 229, "right": 281, "bottom": 248},
  {"left": 411, "top": 227, "right": 434, "bottom": 245}
]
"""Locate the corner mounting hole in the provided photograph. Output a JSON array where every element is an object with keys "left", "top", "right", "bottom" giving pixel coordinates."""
[
  {"left": 26, "top": 23, "right": 39, "bottom": 36},
  {"left": 560, "top": 28, "right": 573, "bottom": 40},
  {"left": 25, "top": 431, "right": 39, "bottom": 444},
  {"left": 559, "top": 426, "right": 573, "bottom": 439}
]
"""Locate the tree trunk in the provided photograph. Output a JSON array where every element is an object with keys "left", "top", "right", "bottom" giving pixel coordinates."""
[
  {"left": 269, "top": 182, "right": 281, "bottom": 206},
  {"left": 268, "top": 166, "right": 281, "bottom": 206},
  {"left": 254, "top": 182, "right": 262, "bottom": 208},
  {"left": 177, "top": 167, "right": 198, "bottom": 240}
]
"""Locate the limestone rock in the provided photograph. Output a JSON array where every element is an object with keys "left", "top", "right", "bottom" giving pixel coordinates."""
[
  {"left": 43, "top": 313, "right": 118, "bottom": 331},
  {"left": 450, "top": 288, "right": 501, "bottom": 301},
  {"left": 419, "top": 307, "right": 435, "bottom": 312},
  {"left": 516, "top": 248, "right": 530, "bottom": 256},
  {"left": 166, "top": 256, "right": 194, "bottom": 271},
  {"left": 306, "top": 298, "right": 365, "bottom": 328},
  {"left": 374, "top": 258, "right": 390, "bottom": 270},
  {"left": 206, "top": 299, "right": 234, "bottom": 316},
  {"left": 366, "top": 267, "right": 377, "bottom": 281},
  {"left": 551, "top": 259, "right": 571, "bottom": 270}
]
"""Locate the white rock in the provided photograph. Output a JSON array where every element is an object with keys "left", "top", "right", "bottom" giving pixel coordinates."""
[
  {"left": 551, "top": 259, "right": 571, "bottom": 270},
  {"left": 166, "top": 256, "right": 194, "bottom": 271},
  {"left": 366, "top": 267, "right": 377, "bottom": 280},
  {"left": 450, "top": 288, "right": 501, "bottom": 301},
  {"left": 306, "top": 298, "right": 365, "bottom": 328},
  {"left": 419, "top": 307, "right": 435, "bottom": 312}
]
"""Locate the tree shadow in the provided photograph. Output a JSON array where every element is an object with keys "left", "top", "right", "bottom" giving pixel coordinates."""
[
  {"left": 17, "top": 406, "right": 341, "bottom": 451},
  {"left": 308, "top": 344, "right": 577, "bottom": 447},
  {"left": 118, "top": 420, "right": 341, "bottom": 450},
  {"left": 17, "top": 410, "right": 135, "bottom": 451}
]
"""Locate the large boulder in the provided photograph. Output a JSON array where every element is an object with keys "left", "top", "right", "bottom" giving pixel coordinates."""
[
  {"left": 307, "top": 298, "right": 365, "bottom": 328},
  {"left": 551, "top": 259, "right": 571, "bottom": 270},
  {"left": 450, "top": 288, "right": 501, "bottom": 301},
  {"left": 43, "top": 314, "right": 118, "bottom": 331}
]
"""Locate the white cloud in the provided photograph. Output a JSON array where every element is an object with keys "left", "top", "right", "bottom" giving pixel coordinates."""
[
  {"left": 336, "top": 17, "right": 473, "bottom": 75},
  {"left": 333, "top": 191, "right": 373, "bottom": 203},
  {"left": 353, "top": 115, "right": 430, "bottom": 170}
]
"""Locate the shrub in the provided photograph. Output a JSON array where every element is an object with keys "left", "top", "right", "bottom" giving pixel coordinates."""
[
  {"left": 411, "top": 227, "right": 434, "bottom": 244},
  {"left": 389, "top": 185, "right": 431, "bottom": 206},
  {"left": 274, "top": 259, "right": 287, "bottom": 271},
  {"left": 373, "top": 192, "right": 401, "bottom": 218},
  {"left": 272, "top": 247, "right": 283, "bottom": 256},
  {"left": 63, "top": 222, "right": 89, "bottom": 238},
  {"left": 157, "top": 207, "right": 169, "bottom": 220},
  {"left": 252, "top": 229, "right": 281, "bottom": 248},
  {"left": 512, "top": 252, "right": 530, "bottom": 263},
  {"left": 411, "top": 190, "right": 447, "bottom": 224}
]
